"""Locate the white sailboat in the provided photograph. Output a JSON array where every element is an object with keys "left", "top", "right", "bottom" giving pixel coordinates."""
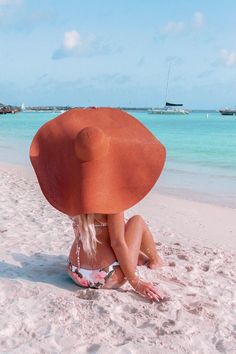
[{"left": 149, "top": 65, "right": 189, "bottom": 115}]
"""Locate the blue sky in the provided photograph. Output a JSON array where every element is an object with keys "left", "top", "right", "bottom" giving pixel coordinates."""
[{"left": 0, "top": 0, "right": 236, "bottom": 108}]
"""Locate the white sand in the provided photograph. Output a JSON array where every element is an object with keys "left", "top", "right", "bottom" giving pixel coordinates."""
[{"left": 0, "top": 163, "right": 235, "bottom": 354}]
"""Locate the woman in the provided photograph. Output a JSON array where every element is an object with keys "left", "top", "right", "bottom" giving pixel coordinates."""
[
  {"left": 67, "top": 213, "right": 163, "bottom": 301},
  {"left": 30, "top": 107, "right": 166, "bottom": 302}
]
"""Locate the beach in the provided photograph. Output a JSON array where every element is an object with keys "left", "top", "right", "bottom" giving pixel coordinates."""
[
  {"left": 2, "top": 1, "right": 236, "bottom": 352},
  {"left": 1, "top": 162, "right": 235, "bottom": 353}
]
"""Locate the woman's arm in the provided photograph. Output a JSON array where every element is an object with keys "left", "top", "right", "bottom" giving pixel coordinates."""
[
  {"left": 108, "top": 213, "right": 163, "bottom": 301},
  {"left": 108, "top": 212, "right": 136, "bottom": 282}
]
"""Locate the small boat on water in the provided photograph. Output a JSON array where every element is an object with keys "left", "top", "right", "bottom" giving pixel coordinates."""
[
  {"left": 219, "top": 109, "right": 236, "bottom": 116},
  {"left": 149, "top": 102, "right": 189, "bottom": 115},
  {"left": 149, "top": 64, "right": 189, "bottom": 115}
]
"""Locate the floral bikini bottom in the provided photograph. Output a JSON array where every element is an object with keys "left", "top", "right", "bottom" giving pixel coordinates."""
[{"left": 67, "top": 260, "right": 120, "bottom": 289}]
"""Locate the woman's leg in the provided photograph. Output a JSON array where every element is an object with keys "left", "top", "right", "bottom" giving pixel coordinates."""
[
  {"left": 104, "top": 215, "right": 162, "bottom": 289},
  {"left": 104, "top": 215, "right": 146, "bottom": 289},
  {"left": 124, "top": 215, "right": 162, "bottom": 269}
]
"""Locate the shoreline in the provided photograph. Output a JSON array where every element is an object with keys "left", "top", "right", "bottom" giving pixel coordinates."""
[
  {"left": 1, "top": 160, "right": 235, "bottom": 210},
  {"left": 1, "top": 160, "right": 235, "bottom": 252},
  {"left": 0, "top": 162, "right": 235, "bottom": 353}
]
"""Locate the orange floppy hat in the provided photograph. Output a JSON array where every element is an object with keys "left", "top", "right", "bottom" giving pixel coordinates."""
[{"left": 30, "top": 108, "right": 166, "bottom": 216}]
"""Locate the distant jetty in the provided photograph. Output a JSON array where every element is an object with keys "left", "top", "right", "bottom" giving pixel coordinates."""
[
  {"left": 23, "top": 105, "right": 71, "bottom": 112},
  {"left": 0, "top": 103, "right": 72, "bottom": 115},
  {"left": 0, "top": 103, "right": 221, "bottom": 115}
]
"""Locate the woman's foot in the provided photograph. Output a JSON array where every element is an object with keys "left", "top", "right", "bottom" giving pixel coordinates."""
[
  {"left": 138, "top": 253, "right": 164, "bottom": 269},
  {"left": 147, "top": 256, "right": 164, "bottom": 269},
  {"left": 137, "top": 252, "right": 149, "bottom": 266}
]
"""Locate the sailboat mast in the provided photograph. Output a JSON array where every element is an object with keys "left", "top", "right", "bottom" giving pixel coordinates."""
[{"left": 164, "top": 63, "right": 171, "bottom": 104}]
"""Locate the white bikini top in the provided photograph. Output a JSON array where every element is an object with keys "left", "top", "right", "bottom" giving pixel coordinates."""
[
  {"left": 70, "top": 216, "right": 108, "bottom": 229},
  {"left": 94, "top": 218, "right": 108, "bottom": 227}
]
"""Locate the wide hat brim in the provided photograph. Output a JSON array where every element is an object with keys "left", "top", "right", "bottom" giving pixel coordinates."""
[{"left": 30, "top": 108, "right": 166, "bottom": 216}]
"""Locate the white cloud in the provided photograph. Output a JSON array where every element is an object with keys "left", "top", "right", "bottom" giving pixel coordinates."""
[
  {"left": 159, "top": 11, "right": 204, "bottom": 38},
  {"left": 193, "top": 11, "right": 204, "bottom": 29},
  {"left": 52, "top": 31, "right": 113, "bottom": 60},
  {"left": 161, "top": 21, "right": 185, "bottom": 35},
  {"left": 221, "top": 49, "right": 236, "bottom": 66},
  {"left": 63, "top": 30, "right": 81, "bottom": 50}
]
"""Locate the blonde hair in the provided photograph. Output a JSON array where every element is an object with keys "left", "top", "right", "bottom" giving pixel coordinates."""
[{"left": 70, "top": 214, "right": 100, "bottom": 257}]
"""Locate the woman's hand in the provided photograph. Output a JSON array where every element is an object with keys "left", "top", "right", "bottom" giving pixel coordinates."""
[{"left": 131, "top": 277, "right": 164, "bottom": 302}]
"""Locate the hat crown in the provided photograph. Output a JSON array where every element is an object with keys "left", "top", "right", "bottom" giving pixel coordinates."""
[{"left": 74, "top": 126, "right": 110, "bottom": 162}]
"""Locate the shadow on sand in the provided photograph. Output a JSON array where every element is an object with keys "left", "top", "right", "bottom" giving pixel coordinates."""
[
  {"left": 0, "top": 253, "right": 77, "bottom": 291},
  {"left": 0, "top": 253, "right": 142, "bottom": 300}
]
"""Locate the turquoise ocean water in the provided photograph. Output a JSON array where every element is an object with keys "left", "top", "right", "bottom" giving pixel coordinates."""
[{"left": 0, "top": 111, "right": 236, "bottom": 207}]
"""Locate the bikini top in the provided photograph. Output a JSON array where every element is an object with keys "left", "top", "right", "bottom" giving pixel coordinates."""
[
  {"left": 71, "top": 217, "right": 108, "bottom": 231},
  {"left": 94, "top": 218, "right": 108, "bottom": 227}
]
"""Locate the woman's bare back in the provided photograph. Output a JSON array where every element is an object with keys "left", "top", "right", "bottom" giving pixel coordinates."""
[{"left": 68, "top": 214, "right": 117, "bottom": 269}]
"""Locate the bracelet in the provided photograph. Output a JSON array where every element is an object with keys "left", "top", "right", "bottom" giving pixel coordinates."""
[
  {"left": 133, "top": 279, "right": 140, "bottom": 291},
  {"left": 124, "top": 275, "right": 138, "bottom": 282},
  {"left": 124, "top": 276, "right": 140, "bottom": 291}
]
